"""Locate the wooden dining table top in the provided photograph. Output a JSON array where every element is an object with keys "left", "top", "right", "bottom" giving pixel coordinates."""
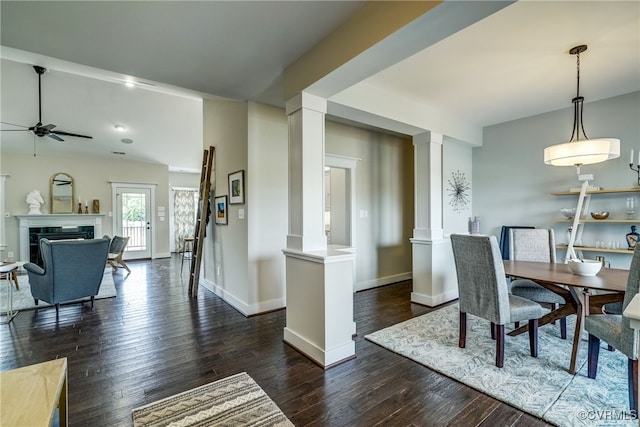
[{"left": 503, "top": 260, "right": 628, "bottom": 293}]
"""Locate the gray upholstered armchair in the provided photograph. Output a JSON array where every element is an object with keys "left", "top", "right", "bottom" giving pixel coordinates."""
[
  {"left": 450, "top": 234, "right": 545, "bottom": 368},
  {"left": 24, "top": 237, "right": 111, "bottom": 315}
]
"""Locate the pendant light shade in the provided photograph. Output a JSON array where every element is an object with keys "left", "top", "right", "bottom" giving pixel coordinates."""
[
  {"left": 544, "top": 138, "right": 620, "bottom": 166},
  {"left": 543, "top": 45, "right": 620, "bottom": 167}
]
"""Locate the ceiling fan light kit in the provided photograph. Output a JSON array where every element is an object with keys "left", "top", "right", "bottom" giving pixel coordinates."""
[{"left": 543, "top": 45, "right": 620, "bottom": 168}]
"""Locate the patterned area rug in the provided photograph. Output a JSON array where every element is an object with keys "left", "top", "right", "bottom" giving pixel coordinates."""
[
  {"left": 0, "top": 269, "right": 116, "bottom": 314},
  {"left": 365, "top": 304, "right": 637, "bottom": 426},
  {"left": 132, "top": 372, "right": 293, "bottom": 427}
]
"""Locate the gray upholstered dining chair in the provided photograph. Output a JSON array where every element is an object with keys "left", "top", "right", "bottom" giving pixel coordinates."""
[
  {"left": 450, "top": 234, "right": 545, "bottom": 368},
  {"left": 509, "top": 228, "right": 567, "bottom": 339},
  {"left": 585, "top": 245, "right": 639, "bottom": 414}
]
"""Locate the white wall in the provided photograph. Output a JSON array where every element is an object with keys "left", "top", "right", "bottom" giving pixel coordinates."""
[
  {"left": 202, "top": 98, "right": 250, "bottom": 310},
  {"left": 474, "top": 91, "right": 640, "bottom": 269},
  {"left": 201, "top": 100, "right": 415, "bottom": 315},
  {"left": 247, "top": 102, "right": 289, "bottom": 312},
  {"left": 325, "top": 121, "right": 414, "bottom": 291},
  {"left": 0, "top": 151, "right": 171, "bottom": 259},
  {"left": 443, "top": 137, "right": 473, "bottom": 236}
]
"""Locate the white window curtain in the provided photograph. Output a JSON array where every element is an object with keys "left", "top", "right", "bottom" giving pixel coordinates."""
[{"left": 173, "top": 189, "right": 198, "bottom": 252}]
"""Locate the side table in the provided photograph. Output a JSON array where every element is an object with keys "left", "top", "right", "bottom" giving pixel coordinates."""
[
  {"left": 0, "top": 262, "right": 20, "bottom": 324},
  {"left": 0, "top": 357, "right": 68, "bottom": 427}
]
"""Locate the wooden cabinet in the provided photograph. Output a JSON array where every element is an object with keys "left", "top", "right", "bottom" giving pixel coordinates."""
[{"left": 552, "top": 188, "right": 640, "bottom": 256}]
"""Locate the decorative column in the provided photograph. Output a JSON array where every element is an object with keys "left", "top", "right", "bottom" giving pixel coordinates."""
[
  {"left": 410, "top": 132, "right": 458, "bottom": 306},
  {"left": 283, "top": 93, "right": 356, "bottom": 368}
]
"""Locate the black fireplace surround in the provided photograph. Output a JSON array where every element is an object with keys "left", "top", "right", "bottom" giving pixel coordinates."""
[{"left": 29, "top": 226, "right": 94, "bottom": 266}]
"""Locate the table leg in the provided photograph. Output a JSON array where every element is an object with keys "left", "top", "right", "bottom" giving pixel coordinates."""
[
  {"left": 1, "top": 270, "right": 19, "bottom": 324},
  {"left": 59, "top": 367, "right": 68, "bottom": 427},
  {"left": 567, "top": 287, "right": 585, "bottom": 374}
]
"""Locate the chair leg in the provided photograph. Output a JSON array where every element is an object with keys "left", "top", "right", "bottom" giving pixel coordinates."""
[
  {"left": 608, "top": 345, "right": 615, "bottom": 351},
  {"left": 560, "top": 317, "right": 567, "bottom": 340},
  {"left": 629, "top": 358, "right": 638, "bottom": 414},
  {"left": 459, "top": 312, "right": 467, "bottom": 348},
  {"left": 90, "top": 296, "right": 95, "bottom": 309},
  {"left": 587, "top": 334, "right": 600, "bottom": 379},
  {"left": 496, "top": 324, "right": 505, "bottom": 368},
  {"left": 491, "top": 322, "right": 496, "bottom": 340},
  {"left": 514, "top": 321, "right": 520, "bottom": 329},
  {"left": 34, "top": 299, "right": 39, "bottom": 305},
  {"left": 55, "top": 303, "right": 60, "bottom": 316},
  {"left": 528, "top": 319, "right": 538, "bottom": 357}
]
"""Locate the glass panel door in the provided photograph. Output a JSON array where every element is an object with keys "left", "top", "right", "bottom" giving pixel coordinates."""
[{"left": 115, "top": 186, "right": 152, "bottom": 259}]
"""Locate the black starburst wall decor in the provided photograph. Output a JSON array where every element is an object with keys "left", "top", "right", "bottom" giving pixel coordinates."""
[{"left": 447, "top": 170, "right": 470, "bottom": 213}]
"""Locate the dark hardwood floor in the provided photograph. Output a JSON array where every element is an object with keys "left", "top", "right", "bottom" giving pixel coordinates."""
[{"left": 1, "top": 256, "right": 551, "bottom": 426}]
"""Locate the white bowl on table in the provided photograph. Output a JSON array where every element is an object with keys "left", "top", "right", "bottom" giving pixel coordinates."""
[{"left": 567, "top": 259, "right": 602, "bottom": 276}]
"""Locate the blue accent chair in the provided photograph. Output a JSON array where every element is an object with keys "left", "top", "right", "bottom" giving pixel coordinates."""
[{"left": 24, "top": 237, "right": 111, "bottom": 315}]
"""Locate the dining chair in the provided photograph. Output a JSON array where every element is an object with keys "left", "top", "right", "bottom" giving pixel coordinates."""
[
  {"left": 585, "top": 246, "right": 639, "bottom": 414},
  {"left": 450, "top": 234, "right": 544, "bottom": 368},
  {"left": 509, "top": 228, "right": 567, "bottom": 339}
]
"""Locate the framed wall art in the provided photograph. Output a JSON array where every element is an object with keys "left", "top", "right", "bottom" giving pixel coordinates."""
[
  {"left": 228, "top": 170, "right": 245, "bottom": 205},
  {"left": 214, "top": 195, "right": 228, "bottom": 225}
]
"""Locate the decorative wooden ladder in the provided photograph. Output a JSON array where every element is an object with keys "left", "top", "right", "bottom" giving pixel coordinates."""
[{"left": 188, "top": 146, "right": 215, "bottom": 297}]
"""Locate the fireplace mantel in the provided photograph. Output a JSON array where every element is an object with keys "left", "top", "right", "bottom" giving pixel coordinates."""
[{"left": 15, "top": 214, "right": 106, "bottom": 262}]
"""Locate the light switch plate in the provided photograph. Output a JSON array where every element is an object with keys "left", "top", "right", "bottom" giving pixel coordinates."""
[{"left": 239, "top": 209, "right": 245, "bottom": 220}]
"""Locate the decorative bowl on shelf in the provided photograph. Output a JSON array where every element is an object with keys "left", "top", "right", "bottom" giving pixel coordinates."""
[
  {"left": 560, "top": 208, "right": 576, "bottom": 219},
  {"left": 567, "top": 259, "right": 602, "bottom": 276},
  {"left": 590, "top": 211, "right": 610, "bottom": 220}
]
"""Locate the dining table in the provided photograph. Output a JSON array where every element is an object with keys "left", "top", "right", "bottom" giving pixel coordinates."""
[{"left": 503, "top": 260, "right": 629, "bottom": 374}]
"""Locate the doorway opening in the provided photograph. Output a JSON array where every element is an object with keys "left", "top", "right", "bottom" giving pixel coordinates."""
[{"left": 324, "top": 154, "right": 358, "bottom": 247}]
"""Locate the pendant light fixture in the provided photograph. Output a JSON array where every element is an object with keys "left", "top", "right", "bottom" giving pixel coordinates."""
[{"left": 543, "top": 45, "right": 620, "bottom": 167}]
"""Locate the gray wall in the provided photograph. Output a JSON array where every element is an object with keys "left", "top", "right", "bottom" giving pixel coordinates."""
[{"left": 474, "top": 91, "right": 640, "bottom": 269}]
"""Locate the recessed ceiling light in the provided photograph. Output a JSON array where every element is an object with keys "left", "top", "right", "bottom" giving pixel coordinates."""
[
  {"left": 124, "top": 81, "right": 135, "bottom": 88},
  {"left": 114, "top": 124, "right": 125, "bottom": 131},
  {"left": 121, "top": 138, "right": 133, "bottom": 144}
]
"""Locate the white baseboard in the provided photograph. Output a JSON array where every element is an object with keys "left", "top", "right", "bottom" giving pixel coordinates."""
[
  {"left": 201, "top": 278, "right": 285, "bottom": 317},
  {"left": 283, "top": 327, "right": 355, "bottom": 367},
  {"left": 411, "top": 288, "right": 458, "bottom": 307},
  {"left": 355, "top": 272, "right": 412, "bottom": 292}
]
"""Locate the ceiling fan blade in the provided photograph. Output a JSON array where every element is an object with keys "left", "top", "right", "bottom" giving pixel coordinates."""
[
  {"left": 47, "top": 133, "right": 64, "bottom": 142},
  {"left": 41, "top": 123, "right": 57, "bottom": 131},
  {"left": 54, "top": 130, "right": 93, "bottom": 139},
  {"left": 0, "top": 121, "right": 29, "bottom": 129},
  {"left": 0, "top": 129, "right": 30, "bottom": 132}
]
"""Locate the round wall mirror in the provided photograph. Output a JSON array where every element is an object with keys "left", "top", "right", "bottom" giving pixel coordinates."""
[{"left": 50, "top": 173, "right": 75, "bottom": 213}]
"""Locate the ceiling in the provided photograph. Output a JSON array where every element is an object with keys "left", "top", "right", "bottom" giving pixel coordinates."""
[{"left": 1, "top": 1, "right": 638, "bottom": 171}]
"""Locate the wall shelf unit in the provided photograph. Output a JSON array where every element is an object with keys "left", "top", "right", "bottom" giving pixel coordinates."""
[
  {"left": 551, "top": 188, "right": 640, "bottom": 196},
  {"left": 552, "top": 188, "right": 639, "bottom": 258}
]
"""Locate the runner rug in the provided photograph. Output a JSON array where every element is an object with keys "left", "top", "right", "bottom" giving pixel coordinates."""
[
  {"left": 132, "top": 372, "right": 293, "bottom": 427},
  {"left": 365, "top": 304, "right": 637, "bottom": 426},
  {"left": 0, "top": 269, "right": 116, "bottom": 314}
]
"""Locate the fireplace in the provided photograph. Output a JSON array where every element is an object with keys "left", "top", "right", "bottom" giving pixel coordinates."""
[
  {"left": 15, "top": 214, "right": 105, "bottom": 263},
  {"left": 29, "top": 226, "right": 95, "bottom": 266}
]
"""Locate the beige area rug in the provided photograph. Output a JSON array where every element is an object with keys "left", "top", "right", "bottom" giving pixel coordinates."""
[
  {"left": 132, "top": 372, "right": 293, "bottom": 427},
  {"left": 0, "top": 269, "right": 116, "bottom": 314},
  {"left": 366, "top": 304, "right": 638, "bottom": 426}
]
